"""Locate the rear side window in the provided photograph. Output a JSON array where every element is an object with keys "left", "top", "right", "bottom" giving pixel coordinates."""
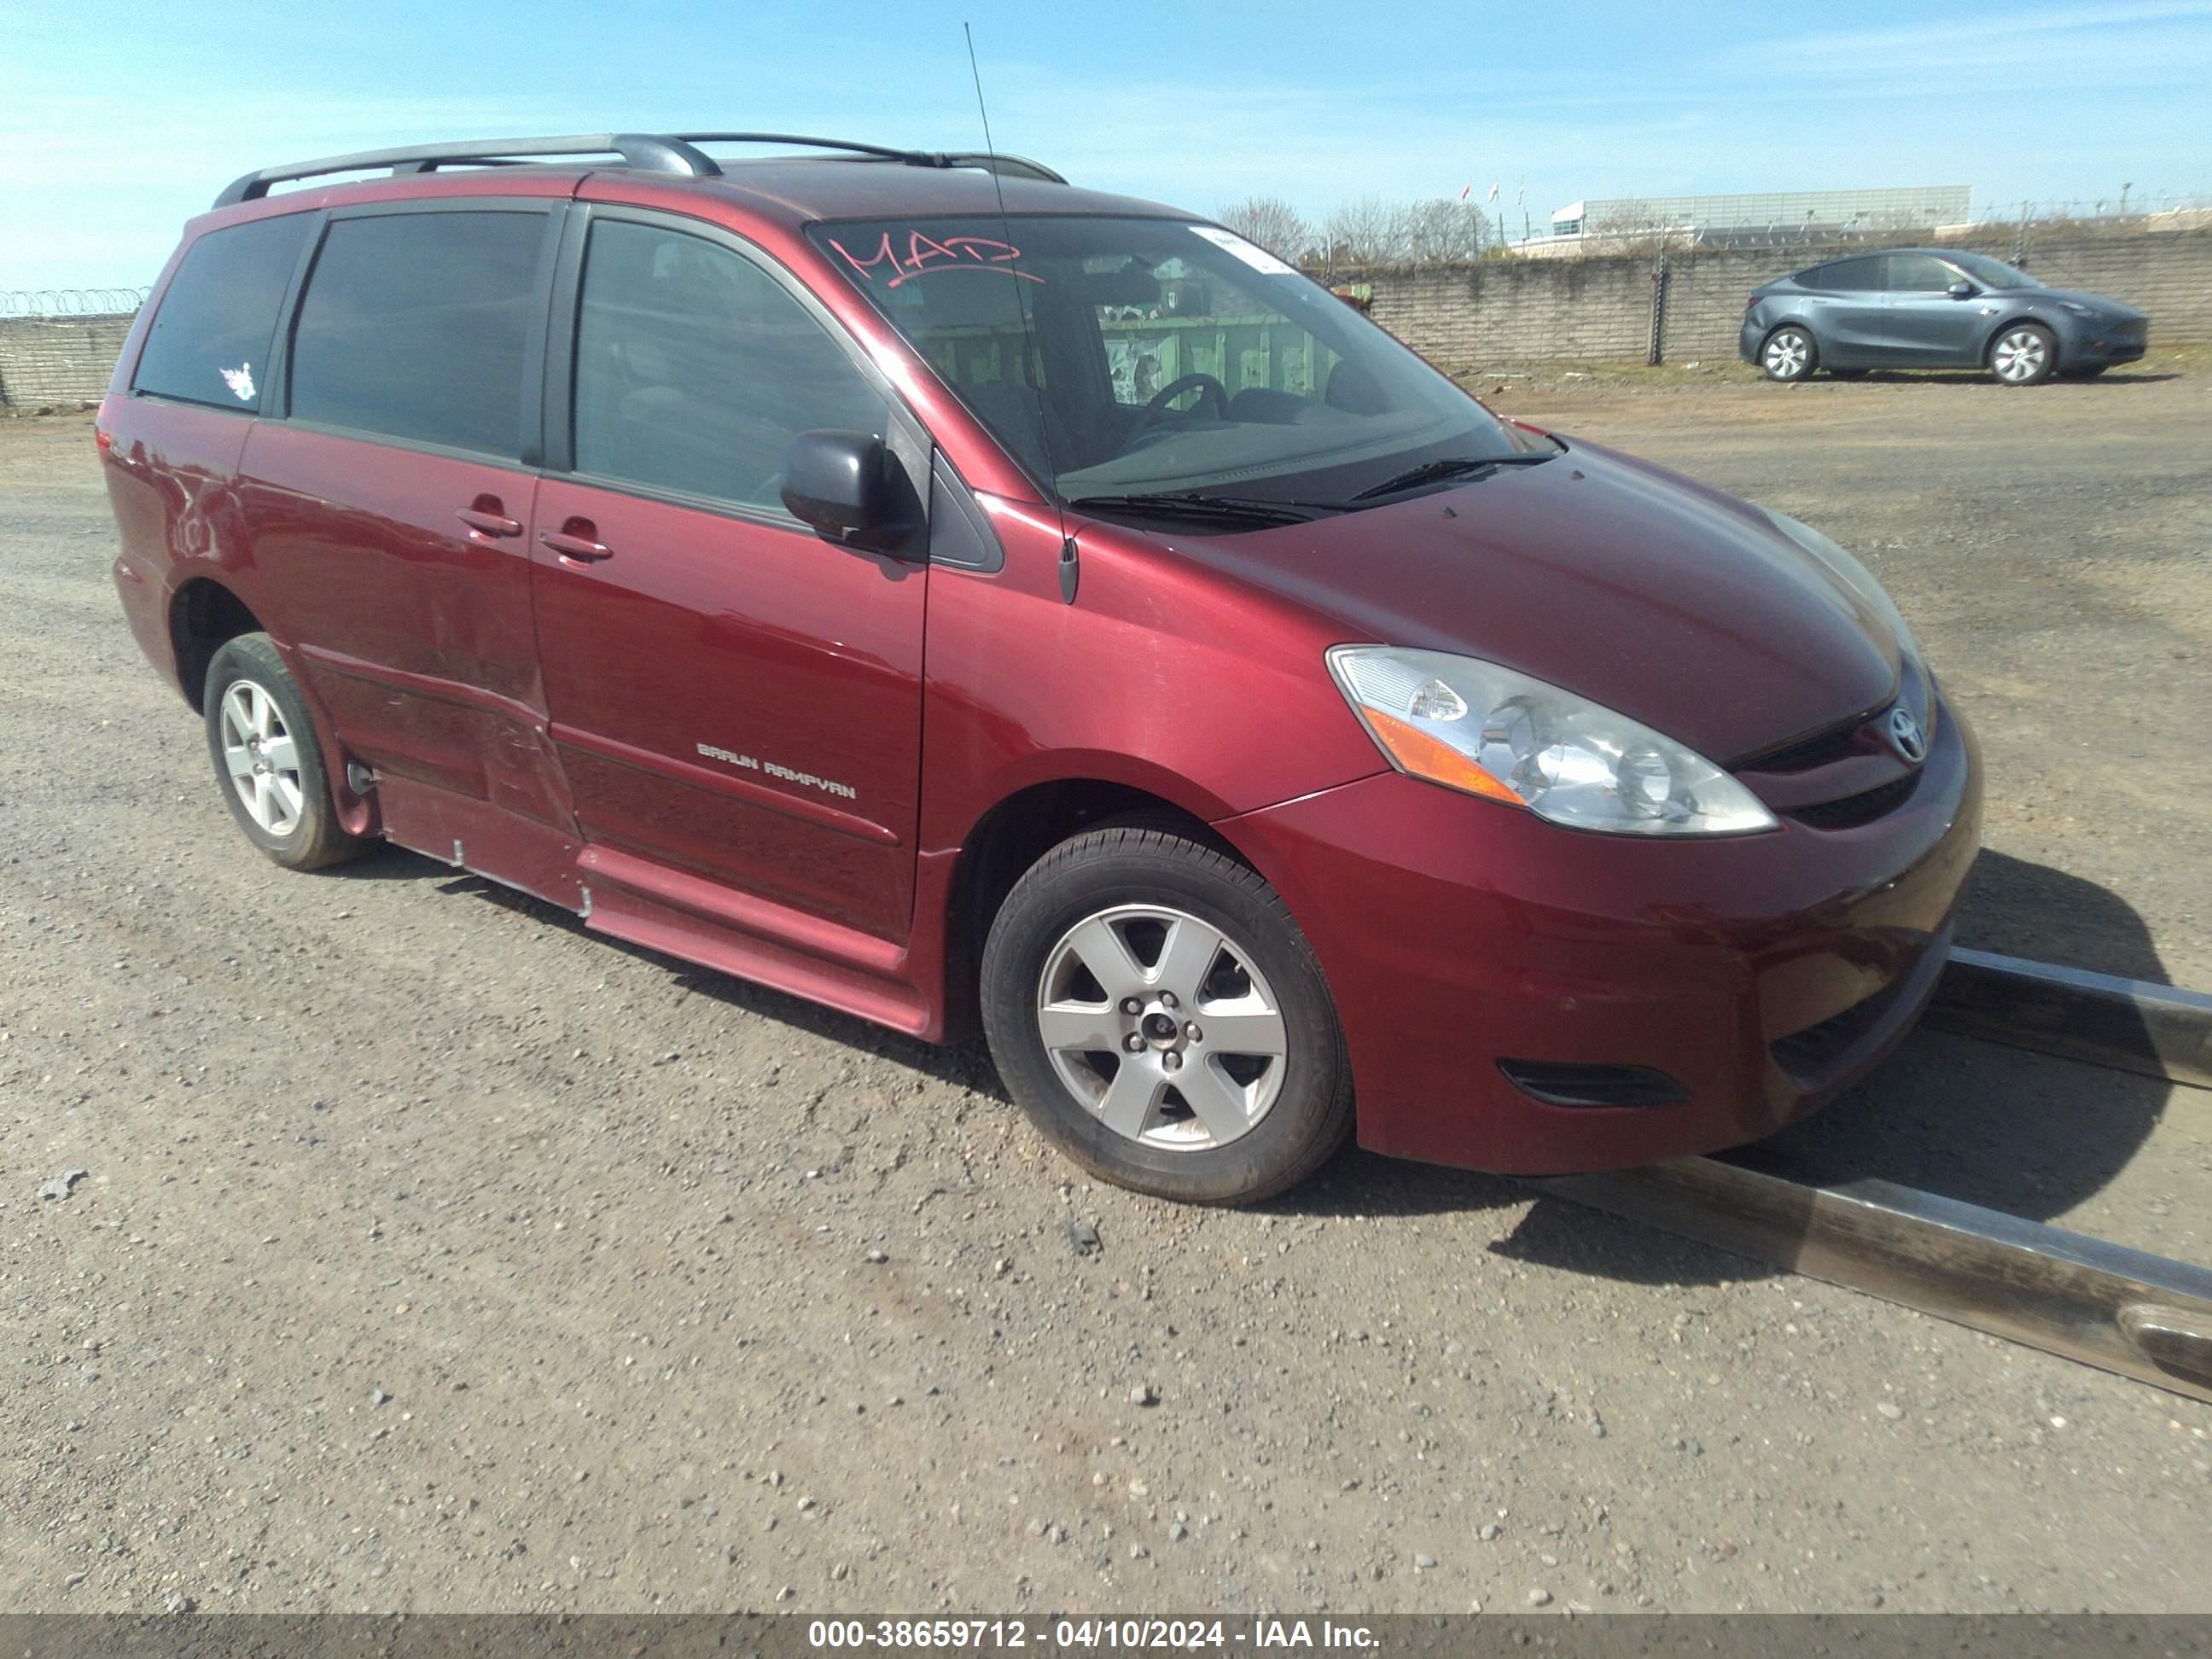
[
  {"left": 1807, "top": 256, "right": 1884, "bottom": 293},
  {"left": 289, "top": 210, "right": 546, "bottom": 459},
  {"left": 570, "top": 219, "right": 888, "bottom": 511},
  {"left": 133, "top": 214, "right": 311, "bottom": 412}
]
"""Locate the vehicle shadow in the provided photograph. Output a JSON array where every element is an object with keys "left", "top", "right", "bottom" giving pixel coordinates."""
[
  {"left": 346, "top": 841, "right": 2182, "bottom": 1289},
  {"left": 1832, "top": 369, "right": 2179, "bottom": 387},
  {"left": 1952, "top": 846, "right": 2176, "bottom": 981}
]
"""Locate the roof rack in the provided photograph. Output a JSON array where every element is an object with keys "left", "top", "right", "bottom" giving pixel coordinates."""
[
  {"left": 212, "top": 131, "right": 1065, "bottom": 208},
  {"left": 676, "top": 133, "right": 1066, "bottom": 185}
]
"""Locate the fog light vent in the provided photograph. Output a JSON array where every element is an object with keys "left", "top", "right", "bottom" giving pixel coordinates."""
[{"left": 1497, "top": 1060, "right": 1687, "bottom": 1109}]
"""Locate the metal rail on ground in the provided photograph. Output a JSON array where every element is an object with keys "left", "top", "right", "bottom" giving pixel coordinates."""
[
  {"left": 1533, "top": 947, "right": 2212, "bottom": 1402},
  {"left": 1928, "top": 946, "right": 2212, "bottom": 1089},
  {"left": 1537, "top": 1155, "right": 2212, "bottom": 1404}
]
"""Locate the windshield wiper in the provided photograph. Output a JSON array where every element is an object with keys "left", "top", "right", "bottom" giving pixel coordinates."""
[
  {"left": 1067, "top": 492, "right": 1325, "bottom": 528},
  {"left": 1349, "top": 451, "right": 1556, "bottom": 502}
]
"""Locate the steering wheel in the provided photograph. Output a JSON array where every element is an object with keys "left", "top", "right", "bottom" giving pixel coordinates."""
[{"left": 1126, "top": 373, "right": 1231, "bottom": 442}]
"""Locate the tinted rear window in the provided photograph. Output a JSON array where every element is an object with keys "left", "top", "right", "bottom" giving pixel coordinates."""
[
  {"left": 1805, "top": 257, "right": 1884, "bottom": 293},
  {"left": 289, "top": 210, "right": 547, "bottom": 459},
  {"left": 133, "top": 214, "right": 311, "bottom": 412}
]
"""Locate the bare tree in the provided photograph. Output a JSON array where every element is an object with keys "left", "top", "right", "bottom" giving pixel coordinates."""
[
  {"left": 1216, "top": 195, "right": 1313, "bottom": 262},
  {"left": 1323, "top": 195, "right": 1406, "bottom": 265},
  {"left": 1400, "top": 198, "right": 1494, "bottom": 263},
  {"left": 1580, "top": 203, "right": 1677, "bottom": 256}
]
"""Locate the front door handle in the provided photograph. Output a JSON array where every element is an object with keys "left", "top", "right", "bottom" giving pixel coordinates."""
[
  {"left": 457, "top": 507, "right": 523, "bottom": 538},
  {"left": 538, "top": 527, "right": 614, "bottom": 563}
]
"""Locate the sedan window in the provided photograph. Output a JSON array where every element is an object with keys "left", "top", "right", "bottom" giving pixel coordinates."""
[
  {"left": 1883, "top": 254, "right": 1965, "bottom": 293},
  {"left": 1945, "top": 251, "right": 2040, "bottom": 290},
  {"left": 1807, "top": 256, "right": 1884, "bottom": 294}
]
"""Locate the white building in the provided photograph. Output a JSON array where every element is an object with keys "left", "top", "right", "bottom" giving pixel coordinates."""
[{"left": 1516, "top": 186, "right": 1974, "bottom": 256}]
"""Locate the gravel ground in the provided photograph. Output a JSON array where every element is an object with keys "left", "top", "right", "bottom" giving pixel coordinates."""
[{"left": 2, "top": 376, "right": 2208, "bottom": 1618}]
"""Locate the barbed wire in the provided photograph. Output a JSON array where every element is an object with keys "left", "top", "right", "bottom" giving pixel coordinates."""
[
  {"left": 9, "top": 196, "right": 2208, "bottom": 297},
  {"left": 0, "top": 287, "right": 150, "bottom": 318}
]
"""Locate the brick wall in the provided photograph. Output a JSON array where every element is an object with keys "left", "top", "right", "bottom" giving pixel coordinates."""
[
  {"left": 0, "top": 315, "right": 134, "bottom": 410},
  {"left": 1354, "top": 258, "right": 1655, "bottom": 369},
  {"left": 1337, "top": 225, "right": 2212, "bottom": 369}
]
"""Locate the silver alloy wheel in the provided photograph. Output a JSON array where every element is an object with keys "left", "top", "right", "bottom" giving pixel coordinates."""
[
  {"left": 1035, "top": 903, "right": 1289, "bottom": 1151},
  {"left": 1992, "top": 328, "right": 2049, "bottom": 382},
  {"left": 218, "top": 678, "right": 305, "bottom": 836},
  {"left": 1763, "top": 330, "right": 1810, "bottom": 379}
]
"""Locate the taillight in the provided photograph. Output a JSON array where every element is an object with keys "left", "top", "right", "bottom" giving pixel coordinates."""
[
  {"left": 1746, "top": 294, "right": 1761, "bottom": 311},
  {"left": 95, "top": 428, "right": 113, "bottom": 453}
]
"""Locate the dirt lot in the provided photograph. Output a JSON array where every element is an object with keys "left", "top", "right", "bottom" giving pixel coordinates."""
[{"left": 3, "top": 359, "right": 2209, "bottom": 1617}]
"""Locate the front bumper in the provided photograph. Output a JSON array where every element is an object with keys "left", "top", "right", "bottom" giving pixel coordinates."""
[
  {"left": 2067, "top": 320, "right": 2148, "bottom": 368},
  {"left": 1221, "top": 691, "right": 1982, "bottom": 1174}
]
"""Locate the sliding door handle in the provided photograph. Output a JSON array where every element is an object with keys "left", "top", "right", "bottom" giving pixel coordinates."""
[
  {"left": 456, "top": 507, "right": 523, "bottom": 538},
  {"left": 538, "top": 528, "right": 614, "bottom": 563}
]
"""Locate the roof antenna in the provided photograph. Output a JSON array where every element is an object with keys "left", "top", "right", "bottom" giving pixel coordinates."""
[{"left": 964, "top": 21, "right": 1079, "bottom": 603}]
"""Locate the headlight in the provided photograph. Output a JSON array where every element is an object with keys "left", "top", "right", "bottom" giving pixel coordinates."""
[
  {"left": 1762, "top": 509, "right": 1919, "bottom": 663},
  {"left": 2059, "top": 300, "right": 2095, "bottom": 317},
  {"left": 1326, "top": 647, "right": 1777, "bottom": 836}
]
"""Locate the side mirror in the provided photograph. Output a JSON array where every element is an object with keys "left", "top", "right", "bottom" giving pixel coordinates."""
[
  {"left": 779, "top": 430, "right": 915, "bottom": 548},
  {"left": 1947, "top": 280, "right": 1976, "bottom": 300}
]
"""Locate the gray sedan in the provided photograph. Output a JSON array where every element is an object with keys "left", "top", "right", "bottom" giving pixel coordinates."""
[{"left": 1739, "top": 248, "right": 2146, "bottom": 386}]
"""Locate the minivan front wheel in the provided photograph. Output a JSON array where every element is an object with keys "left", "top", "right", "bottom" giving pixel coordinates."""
[
  {"left": 203, "top": 633, "right": 366, "bottom": 870},
  {"left": 1761, "top": 326, "right": 1817, "bottom": 382},
  {"left": 980, "top": 824, "right": 1353, "bottom": 1204},
  {"left": 1990, "top": 324, "right": 2057, "bottom": 386}
]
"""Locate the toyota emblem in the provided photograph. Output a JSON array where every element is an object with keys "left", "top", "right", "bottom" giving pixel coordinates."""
[{"left": 1888, "top": 706, "right": 1927, "bottom": 765}]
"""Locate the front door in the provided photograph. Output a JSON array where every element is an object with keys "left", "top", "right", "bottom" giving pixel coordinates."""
[
  {"left": 528, "top": 209, "right": 929, "bottom": 942},
  {"left": 1879, "top": 253, "right": 1987, "bottom": 366}
]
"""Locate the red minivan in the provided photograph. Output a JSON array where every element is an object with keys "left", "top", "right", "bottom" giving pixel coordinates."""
[{"left": 99, "top": 132, "right": 1980, "bottom": 1203}]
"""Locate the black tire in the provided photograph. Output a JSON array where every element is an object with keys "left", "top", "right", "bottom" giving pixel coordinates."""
[
  {"left": 202, "top": 632, "right": 368, "bottom": 870},
  {"left": 1760, "top": 325, "right": 1817, "bottom": 382},
  {"left": 979, "top": 824, "right": 1353, "bottom": 1205},
  {"left": 1988, "top": 323, "right": 2058, "bottom": 386},
  {"left": 2058, "top": 364, "right": 2110, "bottom": 379}
]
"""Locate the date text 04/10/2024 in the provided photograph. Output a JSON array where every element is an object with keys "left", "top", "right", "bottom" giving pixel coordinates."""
[{"left": 806, "top": 1619, "right": 1380, "bottom": 1650}]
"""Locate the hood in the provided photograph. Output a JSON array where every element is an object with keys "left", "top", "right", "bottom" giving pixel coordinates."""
[
  {"left": 2026, "top": 285, "right": 2145, "bottom": 319},
  {"left": 1165, "top": 441, "right": 1901, "bottom": 765}
]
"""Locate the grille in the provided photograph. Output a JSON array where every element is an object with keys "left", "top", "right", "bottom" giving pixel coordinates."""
[
  {"left": 1497, "top": 1060, "right": 1688, "bottom": 1109},
  {"left": 1769, "top": 971, "right": 1913, "bottom": 1083},
  {"left": 1738, "top": 714, "right": 1868, "bottom": 774},
  {"left": 1790, "top": 772, "right": 1918, "bottom": 830}
]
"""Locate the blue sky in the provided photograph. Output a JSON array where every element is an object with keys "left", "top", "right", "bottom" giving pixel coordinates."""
[{"left": 4, "top": 0, "right": 2209, "bottom": 291}]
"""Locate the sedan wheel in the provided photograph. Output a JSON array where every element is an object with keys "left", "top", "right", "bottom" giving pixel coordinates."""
[
  {"left": 1990, "top": 324, "right": 2056, "bottom": 386},
  {"left": 1761, "top": 327, "right": 1816, "bottom": 382}
]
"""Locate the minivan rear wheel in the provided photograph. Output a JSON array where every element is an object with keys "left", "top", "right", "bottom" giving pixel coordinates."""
[
  {"left": 202, "top": 633, "right": 367, "bottom": 870},
  {"left": 1761, "top": 326, "right": 1817, "bottom": 382},
  {"left": 980, "top": 824, "right": 1353, "bottom": 1204}
]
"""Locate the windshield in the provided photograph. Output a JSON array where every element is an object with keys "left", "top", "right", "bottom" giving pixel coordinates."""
[
  {"left": 1945, "top": 252, "right": 2038, "bottom": 290},
  {"left": 808, "top": 214, "right": 1526, "bottom": 509}
]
